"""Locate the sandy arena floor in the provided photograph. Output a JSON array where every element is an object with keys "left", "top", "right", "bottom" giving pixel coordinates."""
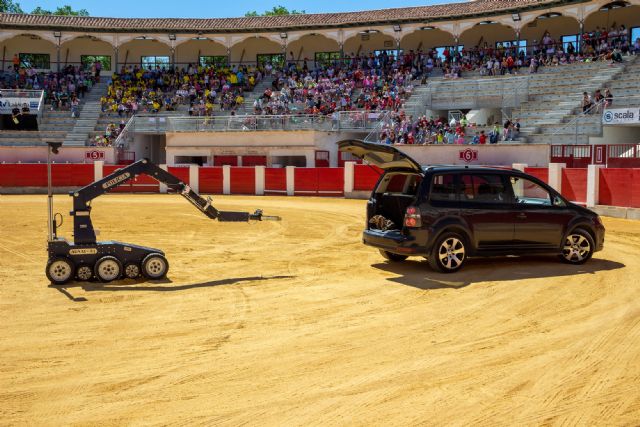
[{"left": 0, "top": 194, "right": 639, "bottom": 425}]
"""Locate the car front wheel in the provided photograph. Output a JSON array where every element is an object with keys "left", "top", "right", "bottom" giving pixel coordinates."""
[
  {"left": 560, "top": 229, "right": 594, "bottom": 264},
  {"left": 428, "top": 232, "right": 467, "bottom": 273}
]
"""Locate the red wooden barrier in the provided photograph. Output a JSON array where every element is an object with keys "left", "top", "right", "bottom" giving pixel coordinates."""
[
  {"left": 353, "top": 164, "right": 382, "bottom": 191},
  {"left": 265, "top": 168, "right": 286, "bottom": 195},
  {"left": 599, "top": 169, "right": 640, "bottom": 208},
  {"left": 0, "top": 164, "right": 94, "bottom": 187},
  {"left": 230, "top": 167, "right": 255, "bottom": 195},
  {"left": 294, "top": 168, "right": 319, "bottom": 196},
  {"left": 167, "top": 167, "right": 190, "bottom": 186},
  {"left": 199, "top": 167, "right": 223, "bottom": 194},
  {"left": 103, "top": 165, "right": 160, "bottom": 193},
  {"left": 561, "top": 168, "right": 588, "bottom": 203},
  {"left": 524, "top": 167, "right": 548, "bottom": 184},
  {"left": 317, "top": 168, "right": 344, "bottom": 196}
]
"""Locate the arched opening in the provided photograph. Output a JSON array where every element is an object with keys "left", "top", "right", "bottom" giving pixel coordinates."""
[
  {"left": 118, "top": 38, "right": 172, "bottom": 70},
  {"left": 175, "top": 38, "right": 227, "bottom": 69},
  {"left": 400, "top": 28, "right": 455, "bottom": 52},
  {"left": 286, "top": 34, "right": 340, "bottom": 68},
  {"left": 0, "top": 34, "right": 57, "bottom": 71},
  {"left": 585, "top": 2, "right": 640, "bottom": 46},
  {"left": 459, "top": 22, "right": 517, "bottom": 52},
  {"left": 230, "top": 36, "right": 283, "bottom": 67},
  {"left": 520, "top": 14, "right": 580, "bottom": 53},
  {"left": 343, "top": 31, "right": 395, "bottom": 58},
  {"left": 60, "top": 36, "right": 115, "bottom": 72}
]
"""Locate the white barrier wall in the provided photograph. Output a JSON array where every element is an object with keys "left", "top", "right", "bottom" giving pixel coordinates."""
[
  {"left": 0, "top": 146, "right": 116, "bottom": 163},
  {"left": 398, "top": 144, "right": 550, "bottom": 167}
]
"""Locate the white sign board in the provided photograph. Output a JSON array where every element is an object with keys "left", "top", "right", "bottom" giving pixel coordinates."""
[
  {"left": 602, "top": 108, "right": 640, "bottom": 125},
  {"left": 0, "top": 97, "right": 41, "bottom": 114}
]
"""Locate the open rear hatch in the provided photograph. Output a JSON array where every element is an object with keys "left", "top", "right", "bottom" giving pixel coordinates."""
[{"left": 337, "top": 139, "right": 422, "bottom": 172}]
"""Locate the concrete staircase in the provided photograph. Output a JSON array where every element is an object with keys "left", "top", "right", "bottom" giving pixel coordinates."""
[
  {"left": 518, "top": 56, "right": 638, "bottom": 144},
  {"left": 240, "top": 77, "right": 274, "bottom": 113},
  {"left": 62, "top": 79, "right": 110, "bottom": 146}
]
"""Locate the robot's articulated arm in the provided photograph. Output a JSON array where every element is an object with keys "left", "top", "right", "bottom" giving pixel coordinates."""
[{"left": 68, "top": 159, "right": 277, "bottom": 245}]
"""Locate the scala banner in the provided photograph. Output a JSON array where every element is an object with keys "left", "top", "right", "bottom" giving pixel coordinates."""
[
  {"left": 0, "top": 97, "right": 41, "bottom": 114},
  {"left": 602, "top": 108, "right": 640, "bottom": 125}
]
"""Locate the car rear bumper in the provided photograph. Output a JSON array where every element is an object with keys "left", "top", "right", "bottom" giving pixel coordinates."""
[{"left": 363, "top": 229, "right": 427, "bottom": 255}]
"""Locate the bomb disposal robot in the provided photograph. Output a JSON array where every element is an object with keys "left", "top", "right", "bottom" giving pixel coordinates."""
[{"left": 45, "top": 145, "right": 279, "bottom": 284}]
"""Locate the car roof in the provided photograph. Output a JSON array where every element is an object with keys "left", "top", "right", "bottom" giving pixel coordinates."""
[{"left": 421, "top": 165, "right": 522, "bottom": 174}]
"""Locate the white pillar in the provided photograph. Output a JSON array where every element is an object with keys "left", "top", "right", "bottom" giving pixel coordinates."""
[
  {"left": 586, "top": 164, "right": 603, "bottom": 208},
  {"left": 255, "top": 166, "right": 265, "bottom": 196},
  {"left": 512, "top": 163, "right": 527, "bottom": 172},
  {"left": 237, "top": 155, "right": 243, "bottom": 167},
  {"left": 548, "top": 163, "right": 565, "bottom": 193},
  {"left": 94, "top": 160, "right": 104, "bottom": 181},
  {"left": 344, "top": 161, "right": 355, "bottom": 194},
  {"left": 286, "top": 166, "right": 295, "bottom": 196},
  {"left": 189, "top": 164, "right": 199, "bottom": 193},
  {"left": 159, "top": 164, "right": 168, "bottom": 193},
  {"left": 222, "top": 165, "right": 231, "bottom": 195}
]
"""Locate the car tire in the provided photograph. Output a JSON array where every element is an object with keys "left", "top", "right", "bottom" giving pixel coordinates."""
[
  {"left": 560, "top": 228, "right": 595, "bottom": 265},
  {"left": 379, "top": 249, "right": 408, "bottom": 262},
  {"left": 428, "top": 232, "right": 467, "bottom": 273}
]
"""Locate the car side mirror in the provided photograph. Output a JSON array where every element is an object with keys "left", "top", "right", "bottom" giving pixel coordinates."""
[{"left": 553, "top": 196, "right": 565, "bottom": 207}]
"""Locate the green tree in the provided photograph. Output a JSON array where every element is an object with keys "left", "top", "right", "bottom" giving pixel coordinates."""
[
  {"left": 0, "top": 0, "right": 24, "bottom": 13},
  {"left": 245, "top": 5, "right": 305, "bottom": 17},
  {"left": 31, "top": 5, "right": 89, "bottom": 16}
]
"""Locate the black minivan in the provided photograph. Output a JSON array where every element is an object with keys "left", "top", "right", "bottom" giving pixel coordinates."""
[{"left": 338, "top": 140, "right": 605, "bottom": 273}]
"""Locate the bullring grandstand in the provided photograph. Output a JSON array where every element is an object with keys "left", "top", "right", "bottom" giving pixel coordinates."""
[{"left": 2, "top": 1, "right": 640, "bottom": 425}]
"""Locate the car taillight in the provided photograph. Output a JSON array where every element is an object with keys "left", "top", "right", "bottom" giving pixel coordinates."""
[{"left": 404, "top": 206, "right": 422, "bottom": 228}]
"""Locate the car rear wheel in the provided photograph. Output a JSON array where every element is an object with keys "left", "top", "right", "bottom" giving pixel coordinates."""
[
  {"left": 560, "top": 229, "right": 594, "bottom": 265},
  {"left": 46, "top": 257, "right": 75, "bottom": 285},
  {"left": 428, "top": 232, "right": 467, "bottom": 273},
  {"left": 379, "top": 249, "right": 408, "bottom": 262}
]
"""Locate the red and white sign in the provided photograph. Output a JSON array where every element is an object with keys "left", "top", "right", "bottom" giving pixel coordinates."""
[
  {"left": 459, "top": 148, "right": 478, "bottom": 163},
  {"left": 85, "top": 150, "right": 105, "bottom": 161}
]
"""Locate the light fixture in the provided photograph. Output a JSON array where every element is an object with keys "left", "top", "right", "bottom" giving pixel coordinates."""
[
  {"left": 191, "top": 37, "right": 208, "bottom": 40},
  {"left": 135, "top": 36, "right": 148, "bottom": 40},
  {"left": 280, "top": 32, "right": 288, "bottom": 39},
  {"left": 478, "top": 20, "right": 494, "bottom": 25},
  {"left": 393, "top": 25, "right": 401, "bottom": 32},
  {"left": 53, "top": 31, "right": 61, "bottom": 38},
  {"left": 420, "top": 26, "right": 435, "bottom": 31},
  {"left": 168, "top": 34, "right": 176, "bottom": 40},
  {"left": 512, "top": 13, "right": 521, "bottom": 21}
]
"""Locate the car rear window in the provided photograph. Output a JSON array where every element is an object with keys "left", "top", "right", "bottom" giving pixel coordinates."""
[{"left": 430, "top": 174, "right": 457, "bottom": 201}]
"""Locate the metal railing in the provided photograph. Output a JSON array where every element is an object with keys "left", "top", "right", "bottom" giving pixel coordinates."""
[
  {"left": 112, "top": 114, "right": 136, "bottom": 149},
  {"left": 166, "top": 111, "right": 384, "bottom": 133}
]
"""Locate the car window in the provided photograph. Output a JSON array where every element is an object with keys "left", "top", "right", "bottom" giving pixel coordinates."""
[
  {"left": 430, "top": 174, "right": 457, "bottom": 201},
  {"left": 510, "top": 176, "right": 552, "bottom": 206},
  {"left": 460, "top": 174, "right": 509, "bottom": 204},
  {"left": 385, "top": 174, "right": 408, "bottom": 193}
]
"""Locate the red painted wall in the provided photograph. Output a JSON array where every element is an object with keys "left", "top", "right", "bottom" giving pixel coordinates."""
[
  {"left": 353, "top": 164, "right": 382, "bottom": 191},
  {"left": 199, "top": 167, "right": 223, "bottom": 194},
  {"left": 230, "top": 167, "right": 255, "bottom": 195},
  {"left": 599, "top": 169, "right": 640, "bottom": 208},
  {"left": 0, "top": 163, "right": 94, "bottom": 187},
  {"left": 264, "top": 168, "right": 286, "bottom": 195},
  {"left": 524, "top": 167, "right": 549, "bottom": 184},
  {"left": 561, "top": 168, "right": 588, "bottom": 204}
]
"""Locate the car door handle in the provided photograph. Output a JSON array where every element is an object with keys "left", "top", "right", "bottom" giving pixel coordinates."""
[{"left": 516, "top": 213, "right": 527, "bottom": 220}]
